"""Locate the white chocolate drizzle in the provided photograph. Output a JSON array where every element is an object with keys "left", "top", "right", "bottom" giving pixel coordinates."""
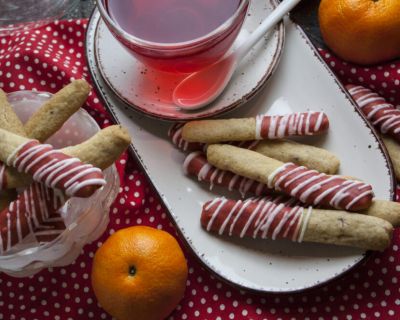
[
  {"left": 0, "top": 182, "right": 66, "bottom": 253},
  {"left": 348, "top": 85, "right": 400, "bottom": 139},
  {"left": 255, "top": 112, "right": 327, "bottom": 140},
  {"left": 267, "top": 162, "right": 373, "bottom": 210},
  {"left": 203, "top": 197, "right": 307, "bottom": 242},
  {"left": 183, "top": 151, "right": 270, "bottom": 197},
  {"left": 0, "top": 162, "right": 5, "bottom": 190},
  {"left": 168, "top": 123, "right": 206, "bottom": 152},
  {"left": 9, "top": 140, "right": 106, "bottom": 197},
  {"left": 298, "top": 207, "right": 312, "bottom": 243}
]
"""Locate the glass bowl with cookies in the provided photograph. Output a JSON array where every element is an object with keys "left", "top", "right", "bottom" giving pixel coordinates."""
[{"left": 0, "top": 80, "right": 130, "bottom": 277}]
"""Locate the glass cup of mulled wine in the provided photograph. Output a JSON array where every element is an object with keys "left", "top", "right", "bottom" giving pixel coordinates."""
[{"left": 96, "top": 0, "right": 249, "bottom": 73}]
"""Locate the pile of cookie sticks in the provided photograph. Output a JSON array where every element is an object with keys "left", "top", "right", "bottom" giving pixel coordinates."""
[
  {"left": 0, "top": 80, "right": 130, "bottom": 253},
  {"left": 170, "top": 111, "right": 400, "bottom": 251}
]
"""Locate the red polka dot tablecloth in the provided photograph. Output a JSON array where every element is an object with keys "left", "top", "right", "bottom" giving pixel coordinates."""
[{"left": 1, "top": 19, "right": 400, "bottom": 320}]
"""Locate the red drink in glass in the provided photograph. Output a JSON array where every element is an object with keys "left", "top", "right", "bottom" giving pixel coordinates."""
[{"left": 97, "top": 0, "right": 249, "bottom": 73}]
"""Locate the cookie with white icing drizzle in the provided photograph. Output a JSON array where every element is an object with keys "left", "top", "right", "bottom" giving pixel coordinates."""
[
  {"left": 347, "top": 84, "right": 400, "bottom": 143},
  {"left": 0, "top": 91, "right": 66, "bottom": 245},
  {"left": 0, "top": 125, "right": 130, "bottom": 192},
  {"left": 0, "top": 131, "right": 106, "bottom": 198},
  {"left": 0, "top": 126, "right": 131, "bottom": 252},
  {"left": 168, "top": 123, "right": 206, "bottom": 152},
  {"left": 184, "top": 149, "right": 399, "bottom": 225},
  {"left": 207, "top": 144, "right": 374, "bottom": 211},
  {"left": 0, "top": 88, "right": 27, "bottom": 137},
  {"left": 182, "top": 112, "right": 329, "bottom": 144},
  {"left": 170, "top": 123, "right": 340, "bottom": 174},
  {"left": 0, "top": 182, "right": 66, "bottom": 253},
  {"left": 0, "top": 86, "right": 130, "bottom": 250},
  {"left": 24, "top": 79, "right": 91, "bottom": 143},
  {"left": 201, "top": 197, "right": 392, "bottom": 251},
  {"left": 183, "top": 151, "right": 272, "bottom": 197}
]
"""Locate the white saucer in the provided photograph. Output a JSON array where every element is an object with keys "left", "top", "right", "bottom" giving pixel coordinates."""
[{"left": 93, "top": 0, "right": 284, "bottom": 121}]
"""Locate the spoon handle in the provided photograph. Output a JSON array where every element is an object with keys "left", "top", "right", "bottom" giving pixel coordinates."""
[{"left": 235, "top": 0, "right": 302, "bottom": 60}]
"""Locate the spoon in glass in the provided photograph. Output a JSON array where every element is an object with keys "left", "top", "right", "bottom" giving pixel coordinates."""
[{"left": 172, "top": 0, "right": 301, "bottom": 110}]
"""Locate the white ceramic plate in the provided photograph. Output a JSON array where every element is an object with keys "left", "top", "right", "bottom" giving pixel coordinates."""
[
  {"left": 86, "top": 12, "right": 395, "bottom": 292},
  {"left": 94, "top": 0, "right": 284, "bottom": 121}
]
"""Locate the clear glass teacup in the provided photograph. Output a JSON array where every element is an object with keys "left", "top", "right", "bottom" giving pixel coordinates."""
[{"left": 96, "top": 0, "right": 250, "bottom": 73}]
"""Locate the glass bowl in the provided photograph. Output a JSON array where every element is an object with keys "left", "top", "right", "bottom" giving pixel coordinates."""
[
  {"left": 96, "top": 0, "right": 250, "bottom": 73},
  {"left": 0, "top": 0, "right": 79, "bottom": 36},
  {"left": 0, "top": 91, "right": 119, "bottom": 277}
]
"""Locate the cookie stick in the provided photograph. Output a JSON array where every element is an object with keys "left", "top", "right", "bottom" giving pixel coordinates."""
[
  {"left": 201, "top": 197, "right": 392, "bottom": 251},
  {"left": 188, "top": 151, "right": 399, "bottom": 224},
  {"left": 347, "top": 85, "right": 400, "bottom": 143},
  {"left": 0, "top": 89, "right": 27, "bottom": 217},
  {"left": 27, "top": 125, "right": 130, "bottom": 244},
  {"left": 2, "top": 125, "right": 131, "bottom": 190},
  {"left": 361, "top": 200, "right": 400, "bottom": 227},
  {"left": 168, "top": 123, "right": 206, "bottom": 152},
  {"left": 0, "top": 89, "right": 27, "bottom": 136},
  {"left": 0, "top": 128, "right": 105, "bottom": 198},
  {"left": 0, "top": 182, "right": 66, "bottom": 253},
  {"left": 182, "top": 112, "right": 329, "bottom": 143},
  {"left": 0, "top": 89, "right": 27, "bottom": 194},
  {"left": 185, "top": 151, "right": 400, "bottom": 225},
  {"left": 0, "top": 81, "right": 90, "bottom": 189},
  {"left": 184, "top": 144, "right": 397, "bottom": 224},
  {"left": 207, "top": 144, "right": 374, "bottom": 211},
  {"left": 24, "top": 79, "right": 91, "bottom": 142},
  {"left": 184, "top": 151, "right": 273, "bottom": 197},
  {"left": 253, "top": 140, "right": 340, "bottom": 175},
  {"left": 0, "top": 127, "right": 131, "bottom": 252},
  {"left": 61, "top": 125, "right": 131, "bottom": 170},
  {"left": 170, "top": 123, "right": 340, "bottom": 174}
]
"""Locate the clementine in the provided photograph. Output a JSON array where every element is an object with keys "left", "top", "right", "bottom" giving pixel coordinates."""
[
  {"left": 319, "top": 0, "right": 400, "bottom": 65},
  {"left": 91, "top": 226, "right": 188, "bottom": 320}
]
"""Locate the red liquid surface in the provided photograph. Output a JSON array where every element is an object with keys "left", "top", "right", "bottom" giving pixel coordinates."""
[{"left": 106, "top": 0, "right": 241, "bottom": 43}]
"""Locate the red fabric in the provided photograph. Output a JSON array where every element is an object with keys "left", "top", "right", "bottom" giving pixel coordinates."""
[{"left": 0, "top": 20, "right": 400, "bottom": 320}]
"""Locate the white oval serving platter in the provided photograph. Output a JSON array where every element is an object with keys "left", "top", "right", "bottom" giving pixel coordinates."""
[
  {"left": 86, "top": 10, "right": 395, "bottom": 292},
  {"left": 94, "top": 0, "right": 284, "bottom": 121}
]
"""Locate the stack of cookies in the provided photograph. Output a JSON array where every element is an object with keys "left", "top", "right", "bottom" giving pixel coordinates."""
[
  {"left": 169, "top": 111, "right": 400, "bottom": 251},
  {"left": 0, "top": 80, "right": 131, "bottom": 253}
]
